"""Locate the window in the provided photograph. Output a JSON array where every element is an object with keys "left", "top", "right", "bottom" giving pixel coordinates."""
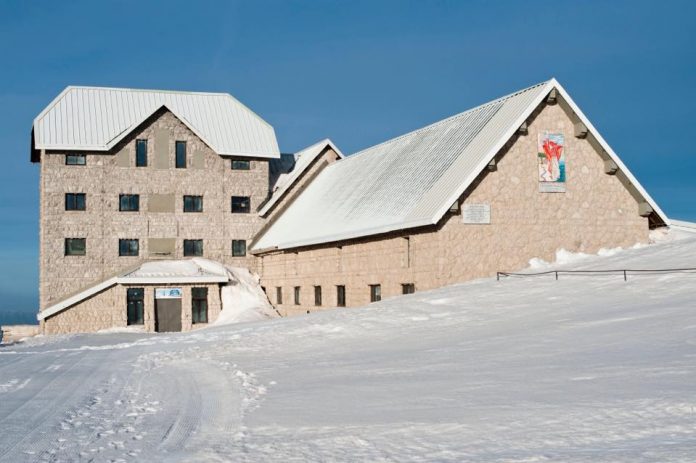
[
  {"left": 65, "top": 154, "right": 86, "bottom": 165},
  {"left": 119, "top": 239, "right": 139, "bottom": 257},
  {"left": 192, "top": 287, "right": 208, "bottom": 324},
  {"left": 175, "top": 141, "right": 187, "bottom": 168},
  {"left": 314, "top": 286, "right": 322, "bottom": 306},
  {"left": 276, "top": 287, "right": 283, "bottom": 305},
  {"left": 127, "top": 288, "right": 144, "bottom": 325},
  {"left": 232, "top": 240, "right": 247, "bottom": 257},
  {"left": 231, "top": 196, "right": 251, "bottom": 213},
  {"left": 183, "top": 195, "right": 203, "bottom": 212},
  {"left": 370, "top": 284, "right": 381, "bottom": 303},
  {"left": 119, "top": 194, "right": 139, "bottom": 212},
  {"left": 65, "top": 238, "right": 86, "bottom": 256},
  {"left": 231, "top": 159, "right": 250, "bottom": 170},
  {"left": 336, "top": 285, "right": 346, "bottom": 307},
  {"left": 184, "top": 239, "right": 203, "bottom": 257},
  {"left": 402, "top": 283, "right": 415, "bottom": 295},
  {"left": 65, "top": 193, "right": 86, "bottom": 211},
  {"left": 136, "top": 139, "right": 148, "bottom": 167},
  {"left": 294, "top": 286, "right": 301, "bottom": 305}
]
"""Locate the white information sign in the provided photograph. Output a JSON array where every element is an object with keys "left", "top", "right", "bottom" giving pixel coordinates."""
[
  {"left": 155, "top": 287, "right": 183, "bottom": 299},
  {"left": 462, "top": 204, "right": 491, "bottom": 224}
]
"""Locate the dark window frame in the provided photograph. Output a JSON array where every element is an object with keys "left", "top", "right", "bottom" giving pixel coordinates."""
[
  {"left": 402, "top": 283, "right": 415, "bottom": 295},
  {"left": 276, "top": 287, "right": 283, "bottom": 305},
  {"left": 232, "top": 239, "right": 247, "bottom": 257},
  {"left": 175, "top": 140, "right": 187, "bottom": 169},
  {"left": 370, "top": 284, "right": 381, "bottom": 303},
  {"left": 183, "top": 239, "right": 203, "bottom": 257},
  {"left": 127, "top": 288, "right": 144, "bottom": 325},
  {"left": 231, "top": 196, "right": 251, "bottom": 213},
  {"left": 65, "top": 154, "right": 86, "bottom": 165},
  {"left": 119, "top": 194, "right": 140, "bottom": 212},
  {"left": 119, "top": 239, "right": 139, "bottom": 257},
  {"left": 135, "top": 139, "right": 148, "bottom": 167},
  {"left": 294, "top": 286, "right": 301, "bottom": 305},
  {"left": 65, "top": 193, "right": 86, "bottom": 211},
  {"left": 231, "top": 159, "right": 251, "bottom": 170},
  {"left": 314, "top": 286, "right": 322, "bottom": 306},
  {"left": 336, "top": 285, "right": 346, "bottom": 307},
  {"left": 183, "top": 195, "right": 203, "bottom": 213},
  {"left": 192, "top": 287, "right": 208, "bottom": 324},
  {"left": 64, "top": 238, "right": 86, "bottom": 256}
]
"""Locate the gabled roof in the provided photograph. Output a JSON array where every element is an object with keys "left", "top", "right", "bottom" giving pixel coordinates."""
[
  {"left": 259, "top": 138, "right": 344, "bottom": 216},
  {"left": 37, "top": 258, "right": 229, "bottom": 321},
  {"left": 252, "top": 78, "right": 668, "bottom": 252},
  {"left": 32, "top": 86, "right": 280, "bottom": 159}
]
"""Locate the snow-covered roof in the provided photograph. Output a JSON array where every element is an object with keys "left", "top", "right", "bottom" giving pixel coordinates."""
[
  {"left": 670, "top": 219, "right": 696, "bottom": 233},
  {"left": 38, "top": 258, "right": 230, "bottom": 321},
  {"left": 253, "top": 78, "right": 668, "bottom": 252},
  {"left": 32, "top": 86, "right": 280, "bottom": 159},
  {"left": 259, "top": 139, "right": 344, "bottom": 216}
]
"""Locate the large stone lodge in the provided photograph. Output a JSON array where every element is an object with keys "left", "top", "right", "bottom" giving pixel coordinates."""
[{"left": 31, "top": 79, "right": 669, "bottom": 334}]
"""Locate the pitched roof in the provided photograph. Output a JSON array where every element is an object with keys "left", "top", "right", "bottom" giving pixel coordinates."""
[
  {"left": 259, "top": 139, "right": 344, "bottom": 216},
  {"left": 32, "top": 86, "right": 280, "bottom": 158},
  {"left": 253, "top": 78, "right": 668, "bottom": 252}
]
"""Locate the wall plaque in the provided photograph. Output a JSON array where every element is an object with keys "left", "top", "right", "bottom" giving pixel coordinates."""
[{"left": 462, "top": 204, "right": 491, "bottom": 224}]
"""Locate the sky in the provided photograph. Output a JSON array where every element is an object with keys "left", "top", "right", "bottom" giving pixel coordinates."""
[{"left": 0, "top": 0, "right": 694, "bottom": 322}]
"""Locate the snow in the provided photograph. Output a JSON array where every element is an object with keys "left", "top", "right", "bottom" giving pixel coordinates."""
[
  {"left": 127, "top": 258, "right": 227, "bottom": 278},
  {"left": 215, "top": 266, "right": 279, "bottom": 325},
  {"left": 1, "top": 231, "right": 695, "bottom": 461}
]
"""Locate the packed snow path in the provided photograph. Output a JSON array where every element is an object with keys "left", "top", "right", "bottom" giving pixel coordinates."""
[{"left": 1, "top": 233, "right": 695, "bottom": 462}]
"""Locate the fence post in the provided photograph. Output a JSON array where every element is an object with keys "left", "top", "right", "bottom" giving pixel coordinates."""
[
  {"left": 623, "top": 270, "right": 627, "bottom": 281},
  {"left": 497, "top": 272, "right": 500, "bottom": 281},
  {"left": 555, "top": 271, "right": 558, "bottom": 281}
]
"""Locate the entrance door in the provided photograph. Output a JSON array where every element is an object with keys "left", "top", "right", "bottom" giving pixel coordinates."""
[{"left": 155, "top": 298, "right": 182, "bottom": 332}]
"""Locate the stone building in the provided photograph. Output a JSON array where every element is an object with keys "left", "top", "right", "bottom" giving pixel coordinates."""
[{"left": 32, "top": 79, "right": 669, "bottom": 333}]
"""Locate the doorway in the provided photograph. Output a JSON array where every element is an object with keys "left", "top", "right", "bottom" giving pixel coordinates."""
[{"left": 155, "top": 287, "right": 182, "bottom": 332}]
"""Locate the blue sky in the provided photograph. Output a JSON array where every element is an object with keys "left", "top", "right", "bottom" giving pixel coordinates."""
[{"left": 0, "top": 0, "right": 694, "bottom": 321}]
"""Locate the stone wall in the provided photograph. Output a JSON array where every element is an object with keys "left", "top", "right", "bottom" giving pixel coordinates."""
[
  {"left": 40, "top": 109, "right": 269, "bottom": 310},
  {"left": 258, "top": 101, "right": 650, "bottom": 316},
  {"left": 42, "top": 282, "right": 223, "bottom": 335}
]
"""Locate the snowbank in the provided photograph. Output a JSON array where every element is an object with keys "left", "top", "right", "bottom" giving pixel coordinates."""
[{"left": 215, "top": 267, "right": 279, "bottom": 326}]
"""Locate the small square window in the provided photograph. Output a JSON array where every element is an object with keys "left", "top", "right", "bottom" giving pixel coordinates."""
[
  {"left": 119, "top": 194, "right": 140, "bottom": 212},
  {"left": 184, "top": 239, "right": 203, "bottom": 257},
  {"left": 119, "top": 239, "right": 139, "bottom": 257},
  {"left": 65, "top": 238, "right": 86, "bottom": 256},
  {"left": 370, "top": 284, "right": 381, "bottom": 303},
  {"left": 336, "top": 285, "right": 346, "bottom": 307},
  {"left": 276, "top": 287, "right": 283, "bottom": 305},
  {"left": 231, "top": 196, "right": 251, "bottom": 213},
  {"left": 65, "top": 193, "right": 86, "bottom": 211},
  {"left": 136, "top": 139, "right": 148, "bottom": 167},
  {"left": 175, "top": 141, "right": 187, "bottom": 168},
  {"left": 314, "top": 286, "right": 322, "bottom": 306},
  {"left": 231, "top": 159, "right": 250, "bottom": 170},
  {"left": 294, "top": 286, "right": 301, "bottom": 305},
  {"left": 183, "top": 195, "right": 203, "bottom": 212},
  {"left": 232, "top": 240, "right": 247, "bottom": 257},
  {"left": 65, "top": 154, "right": 86, "bottom": 165},
  {"left": 402, "top": 283, "right": 415, "bottom": 295},
  {"left": 192, "top": 287, "right": 208, "bottom": 324}
]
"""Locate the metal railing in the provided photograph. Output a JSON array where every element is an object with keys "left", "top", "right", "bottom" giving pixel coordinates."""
[{"left": 497, "top": 268, "right": 696, "bottom": 281}]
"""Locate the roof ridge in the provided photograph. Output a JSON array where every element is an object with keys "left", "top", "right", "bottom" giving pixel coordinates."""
[
  {"left": 64, "top": 85, "right": 232, "bottom": 97},
  {"left": 342, "top": 80, "right": 550, "bottom": 163}
]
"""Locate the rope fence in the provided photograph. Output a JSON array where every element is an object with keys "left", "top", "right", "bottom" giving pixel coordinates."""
[{"left": 496, "top": 267, "right": 696, "bottom": 281}]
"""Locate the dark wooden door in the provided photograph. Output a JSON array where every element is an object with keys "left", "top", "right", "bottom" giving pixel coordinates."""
[{"left": 155, "top": 299, "right": 182, "bottom": 332}]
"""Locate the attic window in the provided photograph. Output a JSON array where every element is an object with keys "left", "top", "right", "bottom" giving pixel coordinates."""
[
  {"left": 136, "top": 139, "right": 148, "bottom": 167},
  {"left": 65, "top": 154, "right": 86, "bottom": 165}
]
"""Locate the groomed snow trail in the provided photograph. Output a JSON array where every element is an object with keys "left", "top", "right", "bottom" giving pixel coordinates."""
[{"left": 1, "top": 233, "right": 695, "bottom": 462}]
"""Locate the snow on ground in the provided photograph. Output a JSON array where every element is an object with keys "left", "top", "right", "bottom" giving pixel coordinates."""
[{"left": 1, "top": 232, "right": 695, "bottom": 462}]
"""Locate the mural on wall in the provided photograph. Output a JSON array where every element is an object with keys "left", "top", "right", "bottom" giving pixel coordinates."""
[{"left": 538, "top": 132, "right": 566, "bottom": 193}]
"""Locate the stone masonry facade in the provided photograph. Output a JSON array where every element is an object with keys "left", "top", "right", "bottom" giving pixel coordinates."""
[
  {"left": 41, "top": 283, "right": 223, "bottom": 335},
  {"left": 39, "top": 108, "right": 268, "bottom": 311},
  {"left": 257, "top": 101, "right": 650, "bottom": 316}
]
